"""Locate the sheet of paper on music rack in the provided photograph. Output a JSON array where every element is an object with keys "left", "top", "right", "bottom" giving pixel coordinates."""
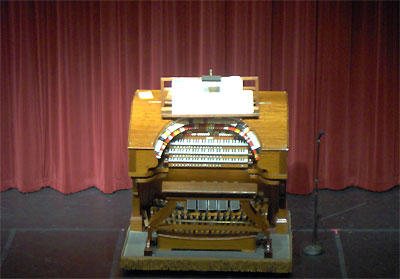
[{"left": 171, "top": 76, "right": 254, "bottom": 115}]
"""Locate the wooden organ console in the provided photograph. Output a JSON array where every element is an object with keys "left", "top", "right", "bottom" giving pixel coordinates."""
[{"left": 121, "top": 77, "right": 292, "bottom": 273}]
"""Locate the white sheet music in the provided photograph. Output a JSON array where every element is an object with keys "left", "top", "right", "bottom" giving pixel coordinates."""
[{"left": 171, "top": 77, "right": 254, "bottom": 115}]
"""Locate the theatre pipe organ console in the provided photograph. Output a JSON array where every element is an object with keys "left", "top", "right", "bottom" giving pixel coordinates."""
[{"left": 126, "top": 77, "right": 289, "bottom": 261}]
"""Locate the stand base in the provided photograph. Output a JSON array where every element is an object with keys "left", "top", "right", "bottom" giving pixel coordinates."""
[{"left": 303, "top": 243, "right": 324, "bottom": 256}]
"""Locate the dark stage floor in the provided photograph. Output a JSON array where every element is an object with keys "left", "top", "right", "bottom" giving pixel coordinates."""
[{"left": 1, "top": 186, "right": 399, "bottom": 278}]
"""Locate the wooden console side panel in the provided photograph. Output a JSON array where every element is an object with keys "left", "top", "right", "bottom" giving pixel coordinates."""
[
  {"left": 128, "top": 149, "right": 158, "bottom": 177},
  {"left": 257, "top": 151, "right": 287, "bottom": 180}
]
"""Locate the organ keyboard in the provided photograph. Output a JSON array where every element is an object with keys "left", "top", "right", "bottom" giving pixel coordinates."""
[
  {"left": 121, "top": 76, "right": 292, "bottom": 273},
  {"left": 157, "top": 118, "right": 259, "bottom": 169}
]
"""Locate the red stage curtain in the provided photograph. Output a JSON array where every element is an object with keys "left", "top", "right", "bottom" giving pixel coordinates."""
[
  {"left": 316, "top": 1, "right": 399, "bottom": 192},
  {"left": 1, "top": 1, "right": 398, "bottom": 194}
]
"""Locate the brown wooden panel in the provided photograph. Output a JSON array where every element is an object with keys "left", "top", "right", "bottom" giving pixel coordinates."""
[
  {"left": 245, "top": 91, "right": 288, "bottom": 150},
  {"left": 128, "top": 90, "right": 170, "bottom": 149},
  {"left": 128, "top": 149, "right": 159, "bottom": 175},
  {"left": 157, "top": 233, "right": 256, "bottom": 252},
  {"left": 257, "top": 151, "right": 287, "bottom": 176},
  {"left": 162, "top": 181, "right": 257, "bottom": 196}
]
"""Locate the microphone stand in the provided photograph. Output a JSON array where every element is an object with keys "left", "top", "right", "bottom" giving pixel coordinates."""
[{"left": 303, "top": 130, "right": 324, "bottom": 256}]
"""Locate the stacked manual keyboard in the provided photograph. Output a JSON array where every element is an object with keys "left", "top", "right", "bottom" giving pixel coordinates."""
[{"left": 156, "top": 118, "right": 261, "bottom": 169}]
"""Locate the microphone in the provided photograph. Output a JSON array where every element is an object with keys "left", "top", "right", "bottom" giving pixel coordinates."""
[{"left": 318, "top": 130, "right": 324, "bottom": 140}]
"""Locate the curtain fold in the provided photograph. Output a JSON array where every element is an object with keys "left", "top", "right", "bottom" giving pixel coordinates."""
[
  {"left": 269, "top": 1, "right": 318, "bottom": 193},
  {"left": 1, "top": 1, "right": 398, "bottom": 194}
]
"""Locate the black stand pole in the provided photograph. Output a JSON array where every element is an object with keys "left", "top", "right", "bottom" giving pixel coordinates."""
[{"left": 303, "top": 130, "right": 324, "bottom": 256}]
